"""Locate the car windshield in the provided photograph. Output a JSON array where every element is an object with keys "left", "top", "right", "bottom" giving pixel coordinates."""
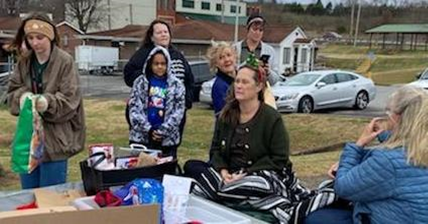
[
  {"left": 284, "top": 74, "right": 321, "bottom": 86},
  {"left": 420, "top": 69, "right": 428, "bottom": 80}
]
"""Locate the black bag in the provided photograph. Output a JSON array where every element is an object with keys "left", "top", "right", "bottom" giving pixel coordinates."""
[{"left": 80, "top": 157, "right": 179, "bottom": 195}]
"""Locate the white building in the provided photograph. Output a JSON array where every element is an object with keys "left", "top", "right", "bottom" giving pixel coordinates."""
[
  {"left": 175, "top": 0, "right": 247, "bottom": 23},
  {"left": 273, "top": 27, "right": 317, "bottom": 74}
]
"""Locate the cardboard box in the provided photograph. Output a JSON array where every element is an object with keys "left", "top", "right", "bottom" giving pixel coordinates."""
[
  {"left": 0, "top": 204, "right": 159, "bottom": 224},
  {"left": 0, "top": 206, "right": 77, "bottom": 219},
  {"left": 34, "top": 188, "right": 85, "bottom": 208}
]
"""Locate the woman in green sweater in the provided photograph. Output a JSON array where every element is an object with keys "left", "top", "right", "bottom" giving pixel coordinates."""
[{"left": 184, "top": 59, "right": 335, "bottom": 223}]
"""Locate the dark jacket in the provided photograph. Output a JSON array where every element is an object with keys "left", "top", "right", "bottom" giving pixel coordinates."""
[
  {"left": 211, "top": 104, "right": 291, "bottom": 173},
  {"left": 8, "top": 46, "right": 86, "bottom": 161},
  {"left": 212, "top": 70, "right": 234, "bottom": 116},
  {"left": 124, "top": 44, "right": 194, "bottom": 109}
]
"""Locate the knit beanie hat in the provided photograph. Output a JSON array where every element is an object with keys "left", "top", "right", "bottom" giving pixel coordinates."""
[{"left": 24, "top": 19, "right": 55, "bottom": 41}]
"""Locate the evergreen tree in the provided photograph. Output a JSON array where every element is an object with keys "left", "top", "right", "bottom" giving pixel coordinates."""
[
  {"left": 332, "top": 3, "right": 346, "bottom": 16},
  {"left": 290, "top": 2, "right": 304, "bottom": 14},
  {"left": 326, "top": 2, "right": 333, "bottom": 15},
  {"left": 307, "top": 0, "right": 325, "bottom": 15}
]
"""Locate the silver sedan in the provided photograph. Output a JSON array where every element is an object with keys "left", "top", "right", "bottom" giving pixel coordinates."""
[
  {"left": 406, "top": 68, "right": 428, "bottom": 90},
  {"left": 271, "top": 70, "right": 376, "bottom": 113},
  {"left": 199, "top": 78, "right": 215, "bottom": 106}
]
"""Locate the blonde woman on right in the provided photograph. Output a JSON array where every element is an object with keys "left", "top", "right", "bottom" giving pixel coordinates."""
[
  {"left": 305, "top": 86, "right": 428, "bottom": 224},
  {"left": 206, "top": 41, "right": 237, "bottom": 117}
]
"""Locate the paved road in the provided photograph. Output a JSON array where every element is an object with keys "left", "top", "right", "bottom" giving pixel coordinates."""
[
  {"left": 316, "top": 85, "right": 401, "bottom": 118},
  {"left": 79, "top": 75, "right": 401, "bottom": 118},
  {"left": 80, "top": 74, "right": 131, "bottom": 98}
]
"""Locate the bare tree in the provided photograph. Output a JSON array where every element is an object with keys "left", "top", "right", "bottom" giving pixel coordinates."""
[{"left": 65, "top": 0, "right": 107, "bottom": 33}]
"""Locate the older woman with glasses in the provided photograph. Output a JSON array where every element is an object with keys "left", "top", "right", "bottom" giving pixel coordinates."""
[{"left": 305, "top": 86, "right": 428, "bottom": 224}]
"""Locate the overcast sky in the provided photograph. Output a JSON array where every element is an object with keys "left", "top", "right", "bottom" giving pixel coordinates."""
[{"left": 276, "top": 0, "right": 338, "bottom": 4}]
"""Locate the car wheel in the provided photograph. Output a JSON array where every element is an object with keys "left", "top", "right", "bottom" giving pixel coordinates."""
[
  {"left": 354, "top": 91, "right": 369, "bottom": 110},
  {"left": 298, "top": 96, "right": 313, "bottom": 113}
]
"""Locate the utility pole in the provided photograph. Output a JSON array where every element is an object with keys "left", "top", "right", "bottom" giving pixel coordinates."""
[
  {"left": 349, "top": 0, "right": 355, "bottom": 41},
  {"left": 221, "top": 0, "right": 225, "bottom": 23},
  {"left": 234, "top": 0, "right": 239, "bottom": 43},
  {"left": 107, "top": 0, "right": 111, "bottom": 30},
  {"left": 129, "top": 4, "right": 133, "bottom": 25},
  {"left": 354, "top": 0, "right": 361, "bottom": 47}
]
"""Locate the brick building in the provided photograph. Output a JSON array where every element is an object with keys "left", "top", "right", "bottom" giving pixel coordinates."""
[{"left": 77, "top": 18, "right": 317, "bottom": 73}]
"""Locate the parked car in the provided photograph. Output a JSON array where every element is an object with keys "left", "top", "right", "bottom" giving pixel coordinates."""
[
  {"left": 406, "top": 68, "right": 428, "bottom": 90},
  {"left": 198, "top": 74, "right": 288, "bottom": 106},
  {"left": 199, "top": 78, "right": 215, "bottom": 106},
  {"left": 271, "top": 70, "right": 376, "bottom": 113},
  {"left": 189, "top": 60, "right": 215, "bottom": 102}
]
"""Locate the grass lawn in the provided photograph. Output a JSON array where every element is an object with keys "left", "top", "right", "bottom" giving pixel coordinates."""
[
  {"left": 319, "top": 43, "right": 428, "bottom": 85},
  {"left": 0, "top": 99, "right": 368, "bottom": 190}
]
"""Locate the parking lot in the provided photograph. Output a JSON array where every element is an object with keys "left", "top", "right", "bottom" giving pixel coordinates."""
[
  {"left": 80, "top": 74, "right": 398, "bottom": 118},
  {"left": 80, "top": 74, "right": 131, "bottom": 99}
]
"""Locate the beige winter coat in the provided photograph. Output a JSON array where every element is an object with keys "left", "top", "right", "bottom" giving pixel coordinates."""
[{"left": 8, "top": 46, "right": 86, "bottom": 161}]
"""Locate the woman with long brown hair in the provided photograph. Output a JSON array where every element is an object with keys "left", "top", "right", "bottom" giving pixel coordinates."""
[
  {"left": 184, "top": 59, "right": 335, "bottom": 223},
  {"left": 7, "top": 13, "right": 85, "bottom": 189}
]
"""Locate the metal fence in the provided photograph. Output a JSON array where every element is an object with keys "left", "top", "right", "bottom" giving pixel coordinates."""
[{"left": 0, "top": 71, "right": 11, "bottom": 104}]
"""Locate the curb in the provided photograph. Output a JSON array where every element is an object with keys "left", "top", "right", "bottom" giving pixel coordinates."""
[{"left": 291, "top": 142, "right": 345, "bottom": 156}]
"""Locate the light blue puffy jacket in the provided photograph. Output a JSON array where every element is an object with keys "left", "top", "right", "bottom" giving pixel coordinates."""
[{"left": 335, "top": 143, "right": 428, "bottom": 224}]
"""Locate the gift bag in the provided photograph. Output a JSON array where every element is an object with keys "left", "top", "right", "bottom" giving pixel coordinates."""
[
  {"left": 11, "top": 96, "right": 44, "bottom": 173},
  {"left": 114, "top": 178, "right": 164, "bottom": 206}
]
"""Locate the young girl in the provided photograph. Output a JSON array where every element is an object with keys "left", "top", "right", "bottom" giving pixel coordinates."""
[
  {"left": 128, "top": 46, "right": 185, "bottom": 158},
  {"left": 7, "top": 13, "right": 85, "bottom": 189}
]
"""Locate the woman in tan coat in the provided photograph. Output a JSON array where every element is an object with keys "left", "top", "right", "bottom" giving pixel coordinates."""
[{"left": 7, "top": 13, "right": 85, "bottom": 189}]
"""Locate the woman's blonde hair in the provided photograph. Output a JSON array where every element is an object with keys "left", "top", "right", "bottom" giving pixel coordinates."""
[
  {"left": 206, "top": 40, "right": 236, "bottom": 72},
  {"left": 383, "top": 86, "right": 428, "bottom": 167}
]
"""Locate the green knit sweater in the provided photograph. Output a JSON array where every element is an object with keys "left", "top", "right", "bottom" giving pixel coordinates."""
[{"left": 211, "top": 104, "right": 292, "bottom": 173}]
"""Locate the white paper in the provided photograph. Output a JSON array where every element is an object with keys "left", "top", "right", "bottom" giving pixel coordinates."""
[{"left": 162, "top": 175, "right": 193, "bottom": 223}]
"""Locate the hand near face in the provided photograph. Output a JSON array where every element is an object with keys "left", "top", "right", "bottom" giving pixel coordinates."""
[
  {"left": 261, "top": 62, "right": 270, "bottom": 76},
  {"left": 356, "top": 118, "right": 385, "bottom": 147}
]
